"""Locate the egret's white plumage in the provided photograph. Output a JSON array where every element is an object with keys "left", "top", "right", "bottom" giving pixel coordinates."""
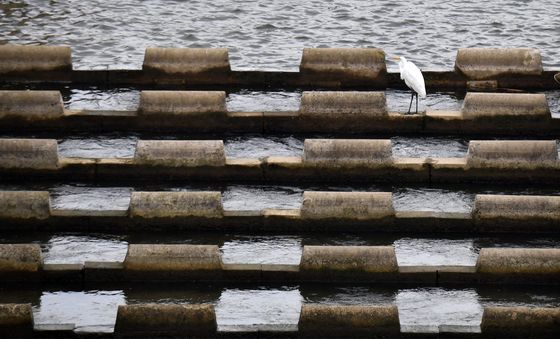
[
  {"left": 393, "top": 56, "right": 426, "bottom": 114},
  {"left": 398, "top": 56, "right": 426, "bottom": 98}
]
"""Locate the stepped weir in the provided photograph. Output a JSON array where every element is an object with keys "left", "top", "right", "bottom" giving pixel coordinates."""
[{"left": 1, "top": 45, "right": 559, "bottom": 338}]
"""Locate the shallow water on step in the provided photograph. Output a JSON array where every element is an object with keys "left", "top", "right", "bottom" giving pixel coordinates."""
[
  {"left": 1, "top": 231, "right": 557, "bottom": 268},
  {"left": 1, "top": 285, "right": 558, "bottom": 332}
]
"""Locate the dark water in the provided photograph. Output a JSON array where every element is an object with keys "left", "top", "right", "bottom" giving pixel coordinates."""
[
  {"left": 4, "top": 131, "right": 474, "bottom": 159},
  {"left": 2, "top": 182, "right": 560, "bottom": 214},
  {"left": 2, "top": 0, "right": 560, "bottom": 331},
  {"left": 61, "top": 89, "right": 465, "bottom": 112},
  {"left": 50, "top": 134, "right": 558, "bottom": 159},
  {"left": 1, "top": 0, "right": 559, "bottom": 70},
  {"left": 1, "top": 230, "right": 558, "bottom": 267},
  {"left": 62, "top": 88, "right": 560, "bottom": 118},
  {"left": 1, "top": 285, "right": 559, "bottom": 332}
]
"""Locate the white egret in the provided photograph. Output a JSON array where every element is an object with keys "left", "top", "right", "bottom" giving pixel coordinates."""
[{"left": 392, "top": 56, "right": 426, "bottom": 114}]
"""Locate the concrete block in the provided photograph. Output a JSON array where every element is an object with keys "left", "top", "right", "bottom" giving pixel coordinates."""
[
  {"left": 138, "top": 91, "right": 227, "bottom": 116},
  {"left": 455, "top": 48, "right": 543, "bottom": 79},
  {"left": 115, "top": 303, "right": 216, "bottom": 336},
  {"left": 477, "top": 248, "right": 560, "bottom": 274},
  {"left": 300, "top": 246, "right": 398, "bottom": 273},
  {"left": 134, "top": 140, "right": 225, "bottom": 167},
  {"left": 0, "top": 138, "right": 59, "bottom": 170},
  {"left": 481, "top": 306, "right": 560, "bottom": 334},
  {"left": 143, "top": 47, "right": 230, "bottom": 74},
  {"left": 300, "top": 191, "right": 394, "bottom": 219},
  {"left": 124, "top": 244, "right": 222, "bottom": 271},
  {"left": 129, "top": 191, "right": 223, "bottom": 218},
  {"left": 0, "top": 91, "right": 64, "bottom": 120},
  {"left": 461, "top": 93, "right": 550, "bottom": 119},
  {"left": 300, "top": 48, "right": 386, "bottom": 80},
  {"left": 0, "top": 191, "right": 50, "bottom": 219},
  {"left": 474, "top": 194, "right": 560, "bottom": 221},
  {"left": 299, "top": 91, "right": 387, "bottom": 117},
  {"left": 466, "top": 140, "right": 557, "bottom": 169},
  {"left": 303, "top": 139, "right": 392, "bottom": 166},
  {"left": 0, "top": 304, "right": 33, "bottom": 335},
  {"left": 0, "top": 44, "right": 71, "bottom": 73},
  {"left": 298, "top": 304, "right": 400, "bottom": 337},
  {"left": 0, "top": 244, "right": 42, "bottom": 272}
]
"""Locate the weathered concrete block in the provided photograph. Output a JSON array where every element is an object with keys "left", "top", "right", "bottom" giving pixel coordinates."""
[
  {"left": 300, "top": 246, "right": 398, "bottom": 273},
  {"left": 0, "top": 91, "right": 64, "bottom": 120},
  {"left": 0, "top": 139, "right": 59, "bottom": 170},
  {"left": 138, "top": 91, "right": 227, "bottom": 116},
  {"left": 0, "top": 244, "right": 42, "bottom": 272},
  {"left": 300, "top": 48, "right": 387, "bottom": 80},
  {"left": 299, "top": 304, "right": 400, "bottom": 337},
  {"left": 143, "top": 47, "right": 230, "bottom": 74},
  {"left": 474, "top": 194, "right": 560, "bottom": 221},
  {"left": 0, "top": 304, "right": 34, "bottom": 335},
  {"left": 134, "top": 140, "right": 225, "bottom": 167},
  {"left": 481, "top": 306, "right": 560, "bottom": 334},
  {"left": 461, "top": 93, "right": 550, "bottom": 119},
  {"left": 300, "top": 191, "right": 394, "bottom": 220},
  {"left": 124, "top": 244, "right": 222, "bottom": 271},
  {"left": 304, "top": 139, "right": 392, "bottom": 166},
  {"left": 455, "top": 48, "right": 543, "bottom": 79},
  {"left": 0, "top": 45, "right": 72, "bottom": 73},
  {"left": 300, "top": 91, "right": 387, "bottom": 117},
  {"left": 466, "top": 140, "right": 558, "bottom": 169},
  {"left": 115, "top": 303, "right": 217, "bottom": 336},
  {"left": 477, "top": 248, "right": 560, "bottom": 274},
  {"left": 129, "top": 191, "right": 223, "bottom": 218},
  {"left": 0, "top": 191, "right": 50, "bottom": 219}
]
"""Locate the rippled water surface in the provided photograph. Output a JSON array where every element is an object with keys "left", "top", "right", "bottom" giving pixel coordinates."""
[
  {"left": 33, "top": 290, "right": 124, "bottom": 332},
  {"left": 1, "top": 0, "right": 558, "bottom": 69},
  {"left": 2, "top": 1, "right": 560, "bottom": 332},
  {"left": 0, "top": 231, "right": 557, "bottom": 267},
  {"left": 0, "top": 285, "right": 554, "bottom": 331},
  {"left": 4, "top": 182, "right": 560, "bottom": 214},
  {"left": 61, "top": 89, "right": 468, "bottom": 113},
  {"left": 51, "top": 134, "right": 474, "bottom": 159},
  {"left": 396, "top": 288, "right": 482, "bottom": 331}
]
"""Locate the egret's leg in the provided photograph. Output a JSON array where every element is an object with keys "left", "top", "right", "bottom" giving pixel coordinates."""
[
  {"left": 407, "top": 92, "right": 414, "bottom": 114},
  {"left": 415, "top": 93, "right": 419, "bottom": 114}
]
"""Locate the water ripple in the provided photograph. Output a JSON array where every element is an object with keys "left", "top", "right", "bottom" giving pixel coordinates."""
[{"left": 0, "top": 1, "right": 557, "bottom": 70}]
